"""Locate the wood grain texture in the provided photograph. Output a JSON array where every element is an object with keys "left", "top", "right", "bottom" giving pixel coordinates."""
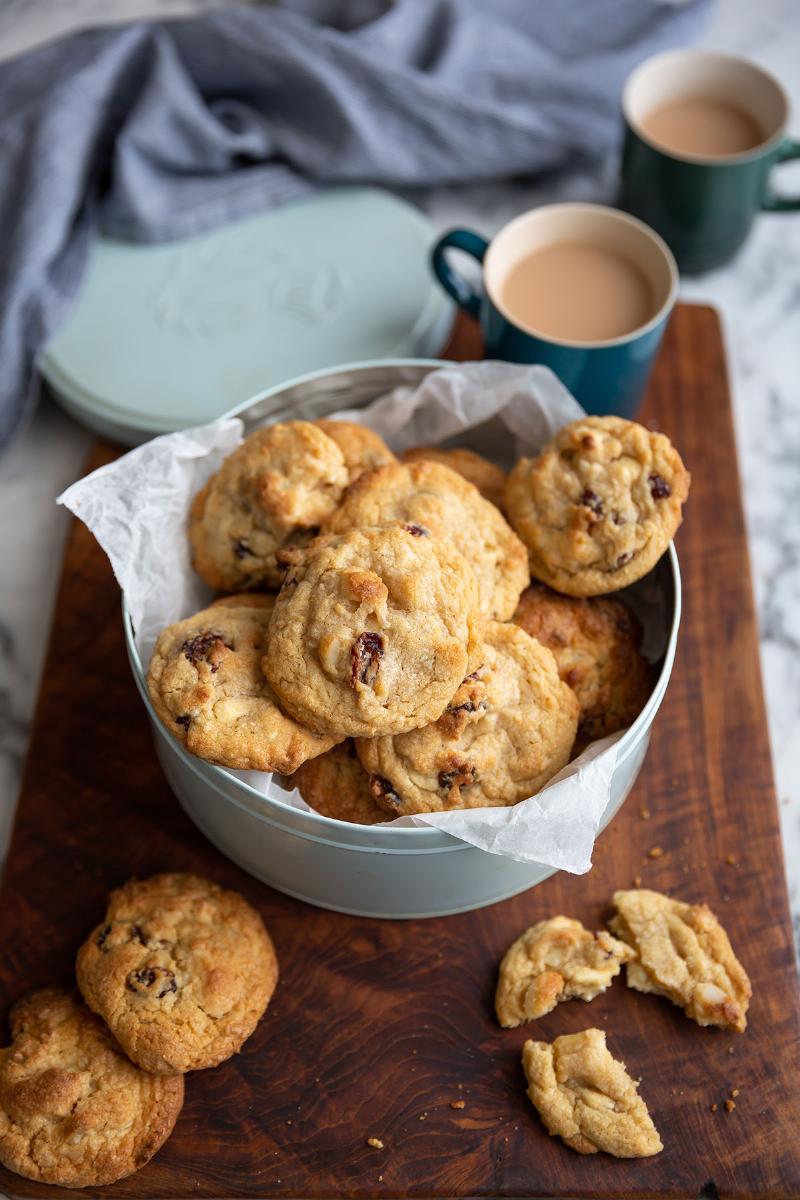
[{"left": 0, "top": 305, "right": 798, "bottom": 1199}]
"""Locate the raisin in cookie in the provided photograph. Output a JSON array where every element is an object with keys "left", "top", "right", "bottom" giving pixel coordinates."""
[
  {"left": 264, "top": 526, "right": 483, "bottom": 738},
  {"left": 77, "top": 874, "right": 278, "bottom": 1074},
  {"left": 315, "top": 419, "right": 396, "bottom": 482},
  {"left": 610, "top": 889, "right": 751, "bottom": 1032},
  {"left": 401, "top": 446, "right": 507, "bottom": 511},
  {"left": 148, "top": 600, "right": 339, "bottom": 773},
  {"left": 189, "top": 420, "right": 348, "bottom": 592},
  {"left": 513, "top": 583, "right": 653, "bottom": 741},
  {"left": 356, "top": 622, "right": 577, "bottom": 815},
  {"left": 505, "top": 416, "right": 690, "bottom": 596},
  {"left": 0, "top": 988, "right": 183, "bottom": 1187},
  {"left": 495, "top": 916, "right": 635, "bottom": 1027},
  {"left": 324, "top": 460, "right": 528, "bottom": 620},
  {"left": 290, "top": 741, "right": 384, "bottom": 825},
  {"left": 522, "top": 1030, "right": 663, "bottom": 1157}
]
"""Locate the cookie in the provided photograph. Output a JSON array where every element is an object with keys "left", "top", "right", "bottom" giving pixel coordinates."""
[
  {"left": 189, "top": 420, "right": 348, "bottom": 592},
  {"left": 263, "top": 526, "right": 483, "bottom": 738},
  {"left": 210, "top": 593, "right": 276, "bottom": 610},
  {"left": 0, "top": 988, "right": 183, "bottom": 1187},
  {"left": 495, "top": 916, "right": 635, "bottom": 1027},
  {"left": 315, "top": 419, "right": 396, "bottom": 481},
  {"left": 324, "top": 460, "right": 529, "bottom": 621},
  {"left": 504, "top": 416, "right": 690, "bottom": 596},
  {"left": 512, "top": 583, "right": 653, "bottom": 741},
  {"left": 401, "top": 446, "right": 507, "bottom": 511},
  {"left": 610, "top": 889, "right": 751, "bottom": 1032},
  {"left": 522, "top": 1029, "right": 663, "bottom": 1157},
  {"left": 290, "top": 741, "right": 385, "bottom": 825},
  {"left": 77, "top": 874, "right": 279, "bottom": 1074},
  {"left": 148, "top": 599, "right": 339, "bottom": 773},
  {"left": 356, "top": 622, "right": 578, "bottom": 815}
]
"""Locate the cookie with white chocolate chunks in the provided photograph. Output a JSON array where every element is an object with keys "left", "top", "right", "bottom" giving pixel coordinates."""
[
  {"left": 324, "top": 459, "right": 528, "bottom": 620},
  {"left": 522, "top": 1029, "right": 663, "bottom": 1157},
  {"left": 263, "top": 526, "right": 483, "bottom": 738},
  {"left": 512, "top": 582, "right": 653, "bottom": 741},
  {"left": 314, "top": 419, "right": 396, "bottom": 482},
  {"left": 290, "top": 741, "right": 385, "bottom": 825},
  {"left": 357, "top": 622, "right": 577, "bottom": 815},
  {"left": 76, "top": 873, "right": 278, "bottom": 1074},
  {"left": 401, "top": 445, "right": 507, "bottom": 511},
  {"left": 504, "top": 415, "right": 690, "bottom": 596},
  {"left": 147, "top": 599, "right": 339, "bottom": 773},
  {"left": 609, "top": 888, "right": 751, "bottom": 1032},
  {"left": 0, "top": 988, "right": 184, "bottom": 1187},
  {"left": 495, "top": 916, "right": 635, "bottom": 1027},
  {"left": 189, "top": 420, "right": 348, "bottom": 592}
]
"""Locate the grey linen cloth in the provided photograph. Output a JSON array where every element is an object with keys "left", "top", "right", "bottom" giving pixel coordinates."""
[{"left": 0, "top": 0, "right": 709, "bottom": 447}]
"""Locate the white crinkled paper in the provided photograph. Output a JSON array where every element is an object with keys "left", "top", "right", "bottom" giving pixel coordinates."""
[{"left": 58, "top": 362, "right": 665, "bottom": 874}]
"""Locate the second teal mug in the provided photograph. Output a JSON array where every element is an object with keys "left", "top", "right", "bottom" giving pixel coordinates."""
[
  {"left": 431, "top": 203, "right": 678, "bottom": 419},
  {"left": 620, "top": 50, "right": 800, "bottom": 273}
]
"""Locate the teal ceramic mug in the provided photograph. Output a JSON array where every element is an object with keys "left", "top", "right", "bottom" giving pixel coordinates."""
[
  {"left": 620, "top": 50, "right": 800, "bottom": 274},
  {"left": 431, "top": 203, "right": 678, "bottom": 418}
]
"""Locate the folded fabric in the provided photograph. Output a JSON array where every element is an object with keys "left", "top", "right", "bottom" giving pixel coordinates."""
[{"left": 0, "top": 0, "right": 709, "bottom": 447}]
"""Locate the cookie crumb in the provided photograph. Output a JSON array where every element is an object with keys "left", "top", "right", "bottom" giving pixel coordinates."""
[
  {"left": 418, "top": 1112, "right": 428, "bottom": 1121},
  {"left": 367, "top": 1137, "right": 384, "bottom": 1150},
  {"left": 731, "top": 1088, "right": 739, "bottom": 1098},
  {"left": 639, "top": 807, "right": 651, "bottom": 820},
  {"left": 633, "top": 875, "right": 642, "bottom": 887},
  {"left": 378, "top": 1174, "right": 383, "bottom": 1182},
  {"left": 710, "top": 1103, "right": 718, "bottom": 1113},
  {"left": 450, "top": 1100, "right": 465, "bottom": 1110},
  {"left": 725, "top": 1100, "right": 736, "bottom": 1113},
  {"left": 647, "top": 846, "right": 663, "bottom": 859},
  {"left": 725, "top": 854, "right": 738, "bottom": 866}
]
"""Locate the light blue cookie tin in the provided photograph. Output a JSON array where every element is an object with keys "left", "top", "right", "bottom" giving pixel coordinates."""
[
  {"left": 123, "top": 360, "right": 681, "bottom": 920},
  {"left": 39, "top": 189, "right": 453, "bottom": 445}
]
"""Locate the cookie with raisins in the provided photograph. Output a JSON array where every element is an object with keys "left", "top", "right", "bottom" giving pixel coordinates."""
[
  {"left": 505, "top": 416, "right": 689, "bottom": 596},
  {"left": 263, "top": 526, "right": 483, "bottom": 737},
  {"left": 0, "top": 988, "right": 183, "bottom": 1185},
  {"left": 356, "top": 622, "right": 577, "bottom": 815},
  {"left": 77, "top": 874, "right": 277, "bottom": 1073},
  {"left": 147, "top": 597, "right": 339, "bottom": 773},
  {"left": 189, "top": 420, "right": 348, "bottom": 592}
]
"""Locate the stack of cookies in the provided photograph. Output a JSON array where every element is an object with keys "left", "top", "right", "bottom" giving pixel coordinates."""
[
  {"left": 147, "top": 413, "right": 690, "bottom": 824},
  {"left": 0, "top": 873, "right": 278, "bottom": 1188}
]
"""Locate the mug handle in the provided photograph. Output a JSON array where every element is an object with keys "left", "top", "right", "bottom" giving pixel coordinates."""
[
  {"left": 430, "top": 228, "right": 490, "bottom": 319},
  {"left": 762, "top": 137, "right": 800, "bottom": 212}
]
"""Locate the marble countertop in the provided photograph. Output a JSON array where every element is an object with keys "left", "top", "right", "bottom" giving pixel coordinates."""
[{"left": 0, "top": 0, "right": 798, "bottom": 950}]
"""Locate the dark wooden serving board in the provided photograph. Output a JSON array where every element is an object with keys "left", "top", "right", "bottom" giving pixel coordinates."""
[{"left": 1, "top": 304, "right": 799, "bottom": 1200}]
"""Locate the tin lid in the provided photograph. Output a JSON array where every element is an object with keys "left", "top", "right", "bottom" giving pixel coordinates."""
[{"left": 39, "top": 188, "right": 453, "bottom": 444}]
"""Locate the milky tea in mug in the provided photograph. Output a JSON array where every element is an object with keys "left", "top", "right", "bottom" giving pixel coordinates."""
[
  {"left": 496, "top": 241, "right": 657, "bottom": 343},
  {"left": 640, "top": 95, "right": 764, "bottom": 158}
]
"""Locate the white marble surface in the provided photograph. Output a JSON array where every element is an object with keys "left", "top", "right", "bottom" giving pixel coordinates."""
[{"left": 0, "top": 1, "right": 798, "bottom": 950}]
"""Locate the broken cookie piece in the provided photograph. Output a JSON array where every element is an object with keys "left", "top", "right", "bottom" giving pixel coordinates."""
[
  {"left": 495, "top": 916, "right": 635, "bottom": 1027},
  {"left": 610, "top": 888, "right": 751, "bottom": 1033},
  {"left": 522, "top": 1029, "right": 663, "bottom": 1157}
]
